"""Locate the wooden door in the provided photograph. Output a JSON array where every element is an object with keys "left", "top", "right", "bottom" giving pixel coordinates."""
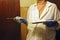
[{"left": 0, "top": 0, "right": 20, "bottom": 40}]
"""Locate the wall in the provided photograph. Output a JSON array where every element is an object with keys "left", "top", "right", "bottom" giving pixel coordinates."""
[
  {"left": 20, "top": 0, "right": 37, "bottom": 7},
  {"left": 20, "top": 7, "right": 28, "bottom": 40}
]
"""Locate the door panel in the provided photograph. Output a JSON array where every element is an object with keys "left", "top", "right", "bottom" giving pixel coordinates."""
[{"left": 0, "top": 0, "right": 20, "bottom": 40}]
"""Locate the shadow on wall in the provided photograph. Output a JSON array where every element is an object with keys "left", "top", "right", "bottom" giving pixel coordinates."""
[{"left": 20, "top": 7, "right": 28, "bottom": 40}]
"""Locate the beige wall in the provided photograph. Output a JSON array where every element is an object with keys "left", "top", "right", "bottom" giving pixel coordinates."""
[{"left": 20, "top": 0, "right": 37, "bottom": 7}]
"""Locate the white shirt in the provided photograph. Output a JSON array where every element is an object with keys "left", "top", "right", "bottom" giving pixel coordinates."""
[{"left": 26, "top": 1, "right": 60, "bottom": 40}]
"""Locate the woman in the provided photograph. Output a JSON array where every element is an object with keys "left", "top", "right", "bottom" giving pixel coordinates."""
[{"left": 26, "top": 0, "right": 60, "bottom": 40}]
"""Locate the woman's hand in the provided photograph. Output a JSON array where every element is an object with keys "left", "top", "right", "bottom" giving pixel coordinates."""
[
  {"left": 43, "top": 21, "right": 58, "bottom": 27},
  {"left": 14, "top": 16, "right": 27, "bottom": 25}
]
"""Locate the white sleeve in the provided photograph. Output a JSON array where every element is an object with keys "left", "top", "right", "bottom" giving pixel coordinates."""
[
  {"left": 53, "top": 4, "right": 60, "bottom": 30},
  {"left": 27, "top": 5, "right": 37, "bottom": 30},
  {"left": 27, "top": 6, "right": 34, "bottom": 24}
]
